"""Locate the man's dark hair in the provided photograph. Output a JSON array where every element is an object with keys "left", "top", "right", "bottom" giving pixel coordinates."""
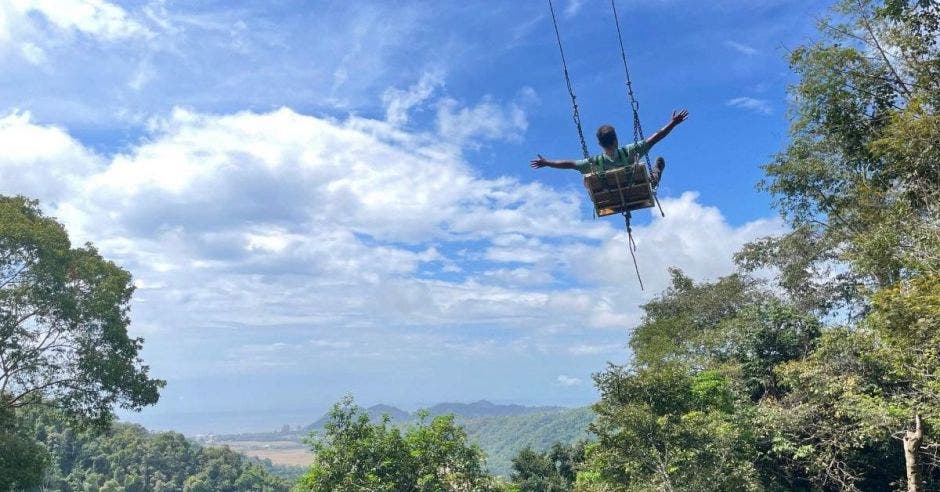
[{"left": 596, "top": 125, "right": 617, "bottom": 149}]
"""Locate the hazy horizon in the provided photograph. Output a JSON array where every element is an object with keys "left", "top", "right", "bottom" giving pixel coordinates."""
[{"left": 122, "top": 395, "right": 589, "bottom": 435}]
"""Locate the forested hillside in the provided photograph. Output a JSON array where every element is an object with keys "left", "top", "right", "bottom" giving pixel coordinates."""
[
  {"left": 427, "top": 401, "right": 565, "bottom": 419},
  {"left": 462, "top": 407, "right": 593, "bottom": 477},
  {"left": 22, "top": 412, "right": 289, "bottom": 491}
]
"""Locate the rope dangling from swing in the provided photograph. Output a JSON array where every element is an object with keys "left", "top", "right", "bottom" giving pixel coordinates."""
[
  {"left": 610, "top": 0, "right": 664, "bottom": 218},
  {"left": 609, "top": 0, "right": 646, "bottom": 289},
  {"left": 614, "top": 170, "right": 644, "bottom": 290},
  {"left": 624, "top": 212, "right": 644, "bottom": 290}
]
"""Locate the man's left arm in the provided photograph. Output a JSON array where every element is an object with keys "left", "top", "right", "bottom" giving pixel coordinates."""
[{"left": 645, "top": 109, "right": 689, "bottom": 148}]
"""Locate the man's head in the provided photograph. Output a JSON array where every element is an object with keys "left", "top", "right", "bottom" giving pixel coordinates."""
[{"left": 596, "top": 125, "right": 618, "bottom": 150}]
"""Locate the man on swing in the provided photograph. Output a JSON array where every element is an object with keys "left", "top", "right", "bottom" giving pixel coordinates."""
[{"left": 530, "top": 109, "right": 689, "bottom": 187}]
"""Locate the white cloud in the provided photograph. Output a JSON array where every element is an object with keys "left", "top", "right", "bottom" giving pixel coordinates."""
[
  {"left": 565, "top": 0, "right": 586, "bottom": 17},
  {"left": 572, "top": 192, "right": 783, "bottom": 294},
  {"left": 383, "top": 71, "right": 445, "bottom": 126},
  {"left": 244, "top": 228, "right": 295, "bottom": 254},
  {"left": 482, "top": 267, "right": 556, "bottom": 287},
  {"left": 321, "top": 4, "right": 430, "bottom": 106},
  {"left": 0, "top": 0, "right": 153, "bottom": 78},
  {"left": 0, "top": 2, "right": 550, "bottom": 137},
  {"left": 0, "top": 111, "right": 103, "bottom": 201},
  {"left": 0, "top": 105, "right": 782, "bottom": 375},
  {"left": 724, "top": 40, "right": 759, "bottom": 56},
  {"left": 310, "top": 339, "right": 354, "bottom": 350},
  {"left": 3, "top": 0, "right": 149, "bottom": 41},
  {"left": 18, "top": 41, "right": 46, "bottom": 65},
  {"left": 557, "top": 375, "right": 583, "bottom": 386},
  {"left": 435, "top": 95, "right": 530, "bottom": 146},
  {"left": 568, "top": 343, "right": 623, "bottom": 355},
  {"left": 727, "top": 96, "right": 773, "bottom": 115},
  {"left": 128, "top": 59, "right": 155, "bottom": 91}
]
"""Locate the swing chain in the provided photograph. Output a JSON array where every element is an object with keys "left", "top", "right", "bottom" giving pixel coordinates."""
[
  {"left": 548, "top": 0, "right": 590, "bottom": 161},
  {"left": 611, "top": 0, "right": 664, "bottom": 217},
  {"left": 547, "top": 0, "right": 653, "bottom": 291},
  {"left": 610, "top": 0, "right": 651, "bottom": 172}
]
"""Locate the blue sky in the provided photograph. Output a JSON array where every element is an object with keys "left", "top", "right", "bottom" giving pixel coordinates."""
[{"left": 0, "top": 0, "right": 830, "bottom": 433}]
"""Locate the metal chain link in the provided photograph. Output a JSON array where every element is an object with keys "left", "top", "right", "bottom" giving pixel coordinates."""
[
  {"left": 548, "top": 0, "right": 590, "bottom": 160},
  {"left": 611, "top": 0, "right": 664, "bottom": 219},
  {"left": 610, "top": 0, "right": 651, "bottom": 173}
]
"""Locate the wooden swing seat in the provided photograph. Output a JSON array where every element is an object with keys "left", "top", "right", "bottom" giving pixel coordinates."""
[{"left": 583, "top": 163, "right": 655, "bottom": 217}]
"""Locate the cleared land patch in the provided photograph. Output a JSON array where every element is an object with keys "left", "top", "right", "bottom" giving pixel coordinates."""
[{"left": 219, "top": 440, "right": 313, "bottom": 467}]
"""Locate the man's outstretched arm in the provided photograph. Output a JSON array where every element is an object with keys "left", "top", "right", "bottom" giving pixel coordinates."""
[
  {"left": 530, "top": 154, "right": 579, "bottom": 170},
  {"left": 645, "top": 109, "right": 689, "bottom": 148}
]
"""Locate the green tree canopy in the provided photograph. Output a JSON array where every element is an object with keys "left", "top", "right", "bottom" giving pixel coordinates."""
[
  {"left": 0, "top": 196, "right": 164, "bottom": 428},
  {"left": 737, "top": 0, "right": 940, "bottom": 313},
  {"left": 509, "top": 442, "right": 584, "bottom": 492},
  {"left": 298, "top": 396, "right": 497, "bottom": 492},
  {"left": 0, "top": 404, "right": 47, "bottom": 490},
  {"left": 585, "top": 272, "right": 781, "bottom": 492},
  {"left": 22, "top": 410, "right": 289, "bottom": 491}
]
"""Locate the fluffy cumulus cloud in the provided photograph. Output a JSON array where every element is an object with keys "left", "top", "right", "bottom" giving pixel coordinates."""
[
  {"left": 0, "top": 91, "right": 782, "bottom": 377},
  {"left": 0, "top": 111, "right": 103, "bottom": 201},
  {"left": 435, "top": 95, "right": 531, "bottom": 146}
]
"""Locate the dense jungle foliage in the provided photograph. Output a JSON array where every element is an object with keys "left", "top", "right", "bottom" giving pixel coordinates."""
[{"left": 5, "top": 410, "right": 289, "bottom": 491}]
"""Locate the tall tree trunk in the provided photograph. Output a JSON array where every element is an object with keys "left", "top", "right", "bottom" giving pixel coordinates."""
[{"left": 904, "top": 414, "right": 923, "bottom": 492}]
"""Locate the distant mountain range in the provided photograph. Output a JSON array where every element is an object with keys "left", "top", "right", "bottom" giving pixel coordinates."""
[
  {"left": 304, "top": 400, "right": 565, "bottom": 430},
  {"left": 426, "top": 400, "right": 566, "bottom": 419}
]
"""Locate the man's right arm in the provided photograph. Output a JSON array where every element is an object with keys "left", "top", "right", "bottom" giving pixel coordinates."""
[
  {"left": 530, "top": 154, "right": 579, "bottom": 170},
  {"left": 645, "top": 109, "right": 689, "bottom": 148}
]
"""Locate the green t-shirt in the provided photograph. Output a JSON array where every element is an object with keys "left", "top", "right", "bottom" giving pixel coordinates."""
[{"left": 574, "top": 139, "right": 650, "bottom": 175}]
